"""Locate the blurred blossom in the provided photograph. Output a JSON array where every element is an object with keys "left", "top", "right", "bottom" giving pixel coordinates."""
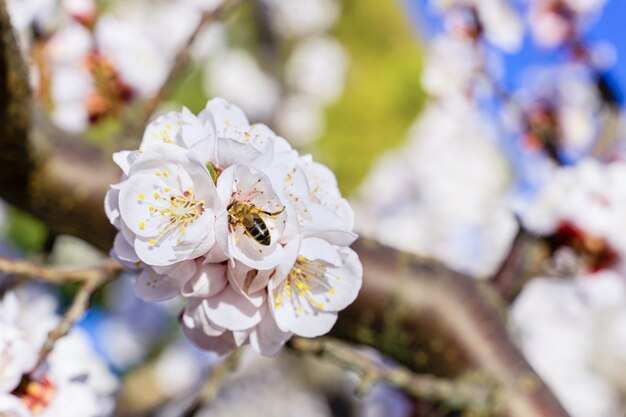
[
  {"left": 81, "top": 273, "right": 180, "bottom": 371},
  {"left": 431, "top": 0, "right": 524, "bottom": 51},
  {"left": 204, "top": 50, "right": 281, "bottom": 122},
  {"left": 520, "top": 159, "right": 626, "bottom": 272},
  {"left": 511, "top": 64, "right": 602, "bottom": 161},
  {"left": 0, "top": 287, "right": 117, "bottom": 417},
  {"left": 360, "top": 384, "right": 413, "bottom": 417},
  {"left": 275, "top": 95, "right": 325, "bottom": 146},
  {"left": 526, "top": 0, "right": 607, "bottom": 48},
  {"left": 194, "top": 352, "right": 332, "bottom": 417},
  {"left": 421, "top": 35, "right": 485, "bottom": 100},
  {"left": 153, "top": 339, "right": 220, "bottom": 398},
  {"left": 261, "top": 0, "right": 340, "bottom": 39},
  {"left": 510, "top": 275, "right": 626, "bottom": 417},
  {"left": 355, "top": 101, "right": 518, "bottom": 277},
  {"left": 285, "top": 36, "right": 349, "bottom": 105}
]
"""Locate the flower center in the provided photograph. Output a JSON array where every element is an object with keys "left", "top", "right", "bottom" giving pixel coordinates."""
[
  {"left": 146, "top": 189, "right": 205, "bottom": 244},
  {"left": 12, "top": 376, "right": 56, "bottom": 415},
  {"left": 275, "top": 257, "right": 336, "bottom": 313}
]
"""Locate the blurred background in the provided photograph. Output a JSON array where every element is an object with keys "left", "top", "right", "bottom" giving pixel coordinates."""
[{"left": 4, "top": 0, "right": 626, "bottom": 416}]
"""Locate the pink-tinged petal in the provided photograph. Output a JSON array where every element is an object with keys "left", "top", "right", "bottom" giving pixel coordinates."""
[
  {"left": 273, "top": 238, "right": 302, "bottom": 288},
  {"left": 204, "top": 233, "right": 229, "bottom": 263},
  {"left": 249, "top": 306, "right": 292, "bottom": 356},
  {"left": 246, "top": 123, "right": 279, "bottom": 154},
  {"left": 300, "top": 238, "right": 341, "bottom": 266},
  {"left": 118, "top": 174, "right": 171, "bottom": 237},
  {"left": 182, "top": 262, "right": 228, "bottom": 298},
  {"left": 216, "top": 166, "right": 236, "bottom": 206},
  {"left": 141, "top": 111, "right": 186, "bottom": 149},
  {"left": 171, "top": 208, "right": 216, "bottom": 259},
  {"left": 305, "top": 229, "right": 358, "bottom": 247},
  {"left": 215, "top": 138, "right": 263, "bottom": 169},
  {"left": 134, "top": 236, "right": 177, "bottom": 266},
  {"left": 226, "top": 266, "right": 267, "bottom": 307},
  {"left": 182, "top": 299, "right": 225, "bottom": 337},
  {"left": 112, "top": 150, "right": 139, "bottom": 176},
  {"left": 104, "top": 188, "right": 121, "bottom": 227},
  {"left": 180, "top": 107, "right": 213, "bottom": 148},
  {"left": 111, "top": 232, "right": 140, "bottom": 269},
  {"left": 187, "top": 137, "right": 216, "bottom": 166},
  {"left": 135, "top": 268, "right": 184, "bottom": 301},
  {"left": 153, "top": 259, "right": 197, "bottom": 282},
  {"left": 182, "top": 153, "right": 219, "bottom": 204},
  {"left": 269, "top": 245, "right": 361, "bottom": 337},
  {"left": 183, "top": 326, "right": 235, "bottom": 356},
  {"left": 128, "top": 143, "right": 187, "bottom": 175},
  {"left": 272, "top": 292, "right": 338, "bottom": 338},
  {"left": 228, "top": 263, "right": 273, "bottom": 295},
  {"left": 233, "top": 329, "right": 251, "bottom": 347},
  {"left": 316, "top": 247, "right": 362, "bottom": 312},
  {"left": 204, "top": 285, "right": 263, "bottom": 331},
  {"left": 306, "top": 202, "right": 353, "bottom": 234},
  {"left": 205, "top": 98, "right": 250, "bottom": 141}
]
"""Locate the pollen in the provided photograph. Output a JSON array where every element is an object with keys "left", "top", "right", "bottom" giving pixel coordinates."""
[
  {"left": 149, "top": 239, "right": 156, "bottom": 245},
  {"left": 138, "top": 194, "right": 145, "bottom": 200},
  {"left": 154, "top": 193, "right": 160, "bottom": 199},
  {"left": 139, "top": 222, "right": 145, "bottom": 230}
]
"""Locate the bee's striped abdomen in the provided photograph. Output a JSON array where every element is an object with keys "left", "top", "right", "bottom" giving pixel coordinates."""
[{"left": 245, "top": 214, "right": 271, "bottom": 246}]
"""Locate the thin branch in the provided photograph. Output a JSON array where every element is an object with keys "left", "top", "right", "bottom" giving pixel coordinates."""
[
  {"left": 332, "top": 240, "right": 570, "bottom": 417},
  {"left": 118, "top": 0, "right": 242, "bottom": 145},
  {"left": 35, "top": 274, "right": 106, "bottom": 365},
  {"left": 180, "top": 348, "right": 243, "bottom": 417},
  {"left": 0, "top": 256, "right": 122, "bottom": 284},
  {"left": 290, "top": 337, "right": 496, "bottom": 414}
]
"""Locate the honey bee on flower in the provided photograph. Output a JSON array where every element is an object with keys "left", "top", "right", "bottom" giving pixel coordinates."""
[{"left": 106, "top": 98, "right": 362, "bottom": 356}]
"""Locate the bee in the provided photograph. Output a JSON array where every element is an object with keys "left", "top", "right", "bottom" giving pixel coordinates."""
[{"left": 227, "top": 201, "right": 285, "bottom": 246}]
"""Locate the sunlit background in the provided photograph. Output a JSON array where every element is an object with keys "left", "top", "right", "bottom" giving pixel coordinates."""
[{"left": 3, "top": 0, "right": 626, "bottom": 415}]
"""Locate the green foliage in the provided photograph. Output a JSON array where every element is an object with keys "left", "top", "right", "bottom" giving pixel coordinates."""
[
  {"left": 169, "top": 65, "right": 210, "bottom": 114},
  {"left": 6, "top": 209, "right": 49, "bottom": 252},
  {"left": 312, "top": 0, "right": 424, "bottom": 195}
]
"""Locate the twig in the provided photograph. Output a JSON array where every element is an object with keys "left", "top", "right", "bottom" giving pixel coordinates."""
[
  {"left": 118, "top": 0, "right": 242, "bottom": 144},
  {"left": 0, "top": 256, "right": 122, "bottom": 284},
  {"left": 180, "top": 348, "right": 243, "bottom": 417},
  {"left": 35, "top": 274, "right": 106, "bottom": 365},
  {"left": 290, "top": 337, "right": 496, "bottom": 413}
]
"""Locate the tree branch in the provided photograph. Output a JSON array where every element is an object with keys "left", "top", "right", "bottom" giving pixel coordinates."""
[
  {"left": 331, "top": 240, "right": 569, "bottom": 417},
  {"left": 0, "top": 256, "right": 122, "bottom": 284},
  {"left": 117, "top": 0, "right": 242, "bottom": 148},
  {"left": 290, "top": 337, "right": 496, "bottom": 414},
  {"left": 35, "top": 273, "right": 107, "bottom": 365}
]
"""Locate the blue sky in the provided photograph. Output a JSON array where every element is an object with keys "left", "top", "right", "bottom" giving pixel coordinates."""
[{"left": 403, "top": 0, "right": 626, "bottom": 103}]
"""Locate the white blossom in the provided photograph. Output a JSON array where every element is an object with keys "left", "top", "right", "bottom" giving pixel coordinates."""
[
  {"left": 0, "top": 288, "right": 117, "bottom": 417},
  {"left": 510, "top": 275, "right": 626, "bottom": 417},
  {"left": 355, "top": 101, "right": 517, "bottom": 277},
  {"left": 107, "top": 98, "right": 361, "bottom": 356},
  {"left": 285, "top": 36, "right": 349, "bottom": 105},
  {"left": 431, "top": 0, "right": 523, "bottom": 52},
  {"left": 520, "top": 158, "right": 626, "bottom": 267},
  {"left": 261, "top": 0, "right": 340, "bottom": 39}
]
